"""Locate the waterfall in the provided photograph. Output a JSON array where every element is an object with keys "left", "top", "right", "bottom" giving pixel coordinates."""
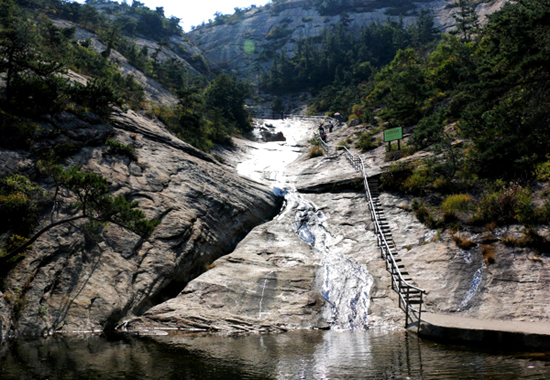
[
  {"left": 459, "top": 264, "right": 485, "bottom": 310},
  {"left": 280, "top": 187, "right": 374, "bottom": 330},
  {"left": 240, "top": 119, "right": 374, "bottom": 330}
]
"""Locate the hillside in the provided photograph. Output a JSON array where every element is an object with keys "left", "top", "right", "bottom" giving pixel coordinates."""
[
  {"left": 0, "top": 0, "right": 280, "bottom": 338},
  {"left": 187, "top": 0, "right": 505, "bottom": 83}
]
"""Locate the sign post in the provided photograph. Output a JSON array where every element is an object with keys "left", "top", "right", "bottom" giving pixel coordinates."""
[{"left": 384, "top": 127, "right": 403, "bottom": 150}]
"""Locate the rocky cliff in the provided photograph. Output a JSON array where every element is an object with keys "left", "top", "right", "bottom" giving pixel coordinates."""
[
  {"left": 0, "top": 106, "right": 281, "bottom": 339},
  {"left": 126, "top": 118, "right": 550, "bottom": 335},
  {"left": 187, "top": 0, "right": 505, "bottom": 82}
]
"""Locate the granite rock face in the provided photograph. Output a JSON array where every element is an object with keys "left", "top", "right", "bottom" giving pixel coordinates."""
[
  {"left": 0, "top": 109, "right": 281, "bottom": 338},
  {"left": 127, "top": 118, "right": 550, "bottom": 335},
  {"left": 126, "top": 120, "right": 406, "bottom": 333},
  {"left": 188, "top": 0, "right": 505, "bottom": 82}
]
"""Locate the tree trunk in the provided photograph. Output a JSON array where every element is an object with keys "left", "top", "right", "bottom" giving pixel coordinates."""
[{"left": 1, "top": 215, "right": 87, "bottom": 263}]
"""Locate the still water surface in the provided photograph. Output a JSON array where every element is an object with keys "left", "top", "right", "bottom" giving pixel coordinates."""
[{"left": 1, "top": 329, "right": 549, "bottom": 379}]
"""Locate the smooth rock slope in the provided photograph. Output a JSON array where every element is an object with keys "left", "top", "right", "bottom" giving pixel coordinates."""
[{"left": 0, "top": 110, "right": 281, "bottom": 338}]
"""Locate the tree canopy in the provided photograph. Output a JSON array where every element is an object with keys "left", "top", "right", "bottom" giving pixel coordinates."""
[{"left": 0, "top": 166, "right": 159, "bottom": 263}]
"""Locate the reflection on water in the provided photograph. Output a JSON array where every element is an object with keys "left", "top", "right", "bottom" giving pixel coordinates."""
[{"left": 1, "top": 330, "right": 549, "bottom": 379}]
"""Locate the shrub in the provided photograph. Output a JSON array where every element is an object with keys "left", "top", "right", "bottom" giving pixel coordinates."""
[
  {"left": 70, "top": 78, "right": 121, "bottom": 114},
  {"left": 441, "top": 194, "right": 473, "bottom": 221},
  {"left": 402, "top": 167, "right": 431, "bottom": 195},
  {"left": 481, "top": 244, "right": 496, "bottom": 265},
  {"left": 451, "top": 232, "right": 476, "bottom": 249},
  {"left": 503, "top": 228, "right": 550, "bottom": 253},
  {"left": 412, "top": 199, "right": 440, "bottom": 229},
  {"left": 308, "top": 145, "right": 324, "bottom": 158},
  {"left": 0, "top": 234, "right": 30, "bottom": 262},
  {"left": 0, "top": 175, "right": 47, "bottom": 236},
  {"left": 308, "top": 137, "right": 320, "bottom": 146},
  {"left": 355, "top": 132, "right": 381, "bottom": 152},
  {"left": 336, "top": 139, "right": 350, "bottom": 151},
  {"left": 534, "top": 200, "right": 550, "bottom": 224},
  {"left": 106, "top": 139, "right": 137, "bottom": 161},
  {"left": 472, "top": 184, "right": 534, "bottom": 225},
  {"left": 8, "top": 75, "right": 72, "bottom": 116},
  {"left": 409, "top": 107, "right": 447, "bottom": 151},
  {"left": 534, "top": 158, "right": 550, "bottom": 181},
  {"left": 380, "top": 161, "right": 415, "bottom": 192}
]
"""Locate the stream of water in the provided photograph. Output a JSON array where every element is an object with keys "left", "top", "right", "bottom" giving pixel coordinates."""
[
  {"left": 2, "top": 118, "right": 549, "bottom": 379},
  {"left": 243, "top": 118, "right": 373, "bottom": 330},
  {"left": 285, "top": 187, "right": 373, "bottom": 330}
]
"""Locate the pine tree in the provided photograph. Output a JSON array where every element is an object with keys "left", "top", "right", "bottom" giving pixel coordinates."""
[
  {"left": 452, "top": 0, "right": 480, "bottom": 42},
  {"left": 0, "top": 166, "right": 159, "bottom": 262}
]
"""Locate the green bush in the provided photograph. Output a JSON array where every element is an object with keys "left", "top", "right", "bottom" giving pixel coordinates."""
[
  {"left": 355, "top": 132, "right": 380, "bottom": 152},
  {"left": 0, "top": 175, "right": 47, "bottom": 236},
  {"left": 8, "top": 75, "right": 72, "bottom": 116},
  {"left": 308, "top": 145, "right": 324, "bottom": 158},
  {"left": 380, "top": 161, "right": 414, "bottom": 192},
  {"left": 412, "top": 199, "right": 440, "bottom": 229},
  {"left": 70, "top": 78, "right": 121, "bottom": 113},
  {"left": 534, "top": 158, "right": 550, "bottom": 181},
  {"left": 106, "top": 139, "right": 137, "bottom": 161},
  {"left": 336, "top": 138, "right": 350, "bottom": 151},
  {"left": 402, "top": 167, "right": 432, "bottom": 195},
  {"left": 441, "top": 193, "right": 473, "bottom": 221},
  {"left": 472, "top": 184, "right": 534, "bottom": 225}
]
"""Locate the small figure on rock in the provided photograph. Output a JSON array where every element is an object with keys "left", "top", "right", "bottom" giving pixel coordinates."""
[{"left": 318, "top": 125, "right": 327, "bottom": 142}]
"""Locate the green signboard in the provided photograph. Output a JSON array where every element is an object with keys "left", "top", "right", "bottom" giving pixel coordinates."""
[{"left": 384, "top": 127, "right": 403, "bottom": 142}]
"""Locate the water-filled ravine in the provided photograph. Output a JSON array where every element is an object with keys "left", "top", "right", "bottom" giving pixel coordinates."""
[{"left": 2, "top": 118, "right": 549, "bottom": 379}]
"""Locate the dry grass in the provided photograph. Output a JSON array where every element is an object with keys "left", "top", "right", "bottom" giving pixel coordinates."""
[
  {"left": 308, "top": 145, "right": 324, "bottom": 158},
  {"left": 481, "top": 244, "right": 496, "bottom": 265},
  {"left": 451, "top": 232, "right": 476, "bottom": 250}
]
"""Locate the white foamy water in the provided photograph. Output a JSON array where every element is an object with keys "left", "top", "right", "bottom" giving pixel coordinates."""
[{"left": 238, "top": 118, "right": 373, "bottom": 330}]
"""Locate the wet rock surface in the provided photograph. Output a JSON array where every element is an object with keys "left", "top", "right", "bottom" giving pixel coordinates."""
[
  {"left": 127, "top": 119, "right": 405, "bottom": 333},
  {"left": 130, "top": 117, "right": 550, "bottom": 335}
]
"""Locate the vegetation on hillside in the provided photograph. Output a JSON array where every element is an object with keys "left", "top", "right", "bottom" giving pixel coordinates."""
[
  {"left": 0, "top": 166, "right": 159, "bottom": 265},
  {"left": 261, "top": 11, "right": 439, "bottom": 114},
  {"left": 1, "top": 0, "right": 252, "bottom": 151},
  {"left": 153, "top": 73, "right": 253, "bottom": 151},
  {"left": 272, "top": 0, "right": 550, "bottom": 250},
  {"left": 0, "top": 0, "right": 253, "bottom": 266},
  {"left": 376, "top": 0, "right": 550, "bottom": 249}
]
